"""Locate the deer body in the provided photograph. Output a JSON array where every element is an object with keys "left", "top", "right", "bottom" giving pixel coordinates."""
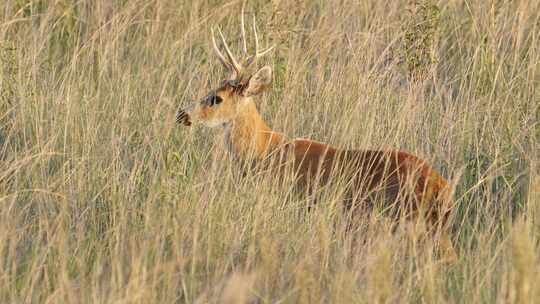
[
  {"left": 216, "top": 97, "right": 451, "bottom": 224},
  {"left": 176, "top": 3, "right": 457, "bottom": 261}
]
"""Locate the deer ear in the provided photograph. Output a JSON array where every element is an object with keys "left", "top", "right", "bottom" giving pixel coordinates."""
[{"left": 243, "top": 66, "right": 272, "bottom": 97}]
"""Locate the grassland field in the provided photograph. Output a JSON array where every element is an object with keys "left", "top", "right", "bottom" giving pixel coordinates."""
[{"left": 0, "top": 0, "right": 539, "bottom": 303}]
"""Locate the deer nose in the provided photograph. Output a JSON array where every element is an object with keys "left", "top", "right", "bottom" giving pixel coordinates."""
[{"left": 176, "top": 109, "right": 192, "bottom": 126}]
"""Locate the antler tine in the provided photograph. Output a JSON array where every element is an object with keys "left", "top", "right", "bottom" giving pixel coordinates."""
[
  {"left": 252, "top": 14, "right": 259, "bottom": 55},
  {"left": 211, "top": 28, "right": 232, "bottom": 72},
  {"left": 240, "top": 0, "right": 248, "bottom": 55},
  {"left": 257, "top": 45, "right": 275, "bottom": 57},
  {"left": 245, "top": 15, "right": 275, "bottom": 67},
  {"left": 254, "top": 14, "right": 275, "bottom": 57},
  {"left": 217, "top": 27, "right": 242, "bottom": 76}
]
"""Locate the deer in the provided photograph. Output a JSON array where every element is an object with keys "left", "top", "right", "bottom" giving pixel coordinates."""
[{"left": 176, "top": 4, "right": 458, "bottom": 262}]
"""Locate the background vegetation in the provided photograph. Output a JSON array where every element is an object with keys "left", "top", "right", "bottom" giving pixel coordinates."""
[{"left": 1, "top": 0, "right": 539, "bottom": 302}]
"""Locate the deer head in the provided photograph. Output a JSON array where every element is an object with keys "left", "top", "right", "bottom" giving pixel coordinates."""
[{"left": 177, "top": 4, "right": 274, "bottom": 128}]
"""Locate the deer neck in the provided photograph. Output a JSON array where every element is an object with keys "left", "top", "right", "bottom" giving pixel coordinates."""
[{"left": 224, "top": 100, "right": 286, "bottom": 161}]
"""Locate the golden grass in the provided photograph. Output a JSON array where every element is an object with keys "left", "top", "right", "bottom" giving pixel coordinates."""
[{"left": 1, "top": 0, "right": 539, "bottom": 302}]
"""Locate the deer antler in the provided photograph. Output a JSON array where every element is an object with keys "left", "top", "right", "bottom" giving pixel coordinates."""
[
  {"left": 240, "top": 5, "right": 275, "bottom": 68},
  {"left": 211, "top": 27, "right": 242, "bottom": 77},
  {"left": 211, "top": 1, "right": 275, "bottom": 77},
  {"left": 211, "top": 28, "right": 233, "bottom": 72}
]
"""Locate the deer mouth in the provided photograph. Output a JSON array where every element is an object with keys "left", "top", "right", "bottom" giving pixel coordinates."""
[{"left": 176, "top": 110, "right": 192, "bottom": 126}]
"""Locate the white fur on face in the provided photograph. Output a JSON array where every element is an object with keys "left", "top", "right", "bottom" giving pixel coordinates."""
[{"left": 203, "top": 117, "right": 230, "bottom": 128}]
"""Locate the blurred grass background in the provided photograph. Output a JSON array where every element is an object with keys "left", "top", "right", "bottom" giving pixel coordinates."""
[{"left": 0, "top": 0, "right": 539, "bottom": 302}]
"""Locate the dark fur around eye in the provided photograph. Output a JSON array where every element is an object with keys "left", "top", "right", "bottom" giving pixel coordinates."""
[{"left": 209, "top": 95, "right": 223, "bottom": 106}]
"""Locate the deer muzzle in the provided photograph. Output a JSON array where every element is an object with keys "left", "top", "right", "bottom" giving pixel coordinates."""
[{"left": 176, "top": 109, "right": 192, "bottom": 126}]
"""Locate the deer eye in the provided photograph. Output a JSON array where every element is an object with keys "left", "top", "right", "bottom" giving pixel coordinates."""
[{"left": 209, "top": 95, "right": 223, "bottom": 106}]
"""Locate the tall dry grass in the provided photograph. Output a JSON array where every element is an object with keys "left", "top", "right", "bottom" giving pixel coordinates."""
[{"left": 0, "top": 0, "right": 539, "bottom": 303}]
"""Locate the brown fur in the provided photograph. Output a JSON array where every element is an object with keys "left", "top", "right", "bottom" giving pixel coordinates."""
[
  {"left": 219, "top": 101, "right": 453, "bottom": 226},
  {"left": 216, "top": 103, "right": 456, "bottom": 260},
  {"left": 178, "top": 83, "right": 454, "bottom": 224},
  {"left": 177, "top": 16, "right": 458, "bottom": 261}
]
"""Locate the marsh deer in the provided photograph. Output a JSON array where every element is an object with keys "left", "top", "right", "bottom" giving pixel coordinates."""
[{"left": 176, "top": 6, "right": 457, "bottom": 261}]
